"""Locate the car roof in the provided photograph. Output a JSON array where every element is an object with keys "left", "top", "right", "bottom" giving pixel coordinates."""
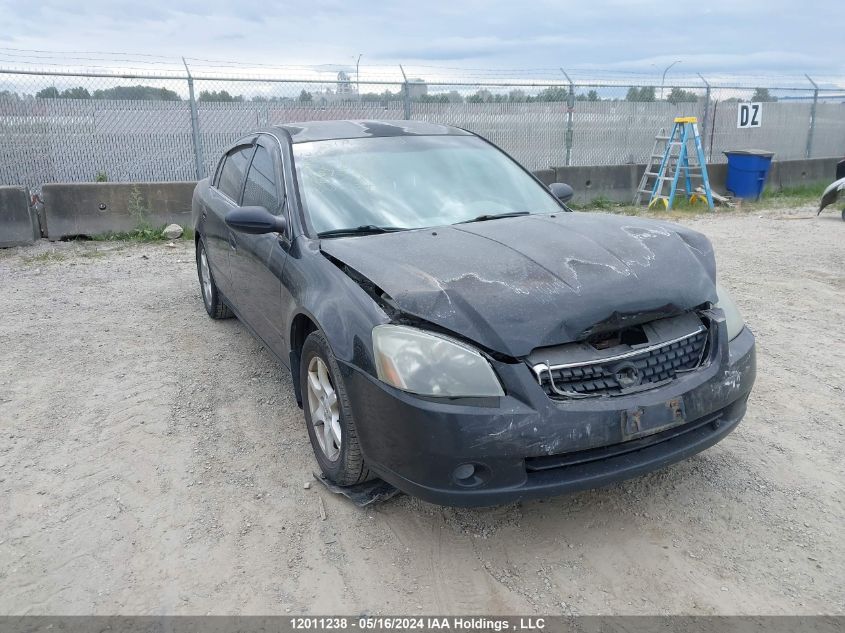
[{"left": 264, "top": 119, "right": 473, "bottom": 144}]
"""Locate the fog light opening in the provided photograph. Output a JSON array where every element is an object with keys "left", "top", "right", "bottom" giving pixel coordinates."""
[
  {"left": 454, "top": 463, "right": 475, "bottom": 480},
  {"left": 452, "top": 463, "right": 488, "bottom": 488}
]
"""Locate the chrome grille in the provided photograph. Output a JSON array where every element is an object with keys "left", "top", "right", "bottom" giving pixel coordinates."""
[{"left": 535, "top": 327, "right": 710, "bottom": 398}]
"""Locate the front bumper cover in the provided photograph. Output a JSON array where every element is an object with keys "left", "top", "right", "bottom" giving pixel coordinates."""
[{"left": 339, "top": 322, "right": 756, "bottom": 507}]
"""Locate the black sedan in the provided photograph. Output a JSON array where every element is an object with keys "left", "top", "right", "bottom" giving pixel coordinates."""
[{"left": 192, "top": 120, "right": 756, "bottom": 507}]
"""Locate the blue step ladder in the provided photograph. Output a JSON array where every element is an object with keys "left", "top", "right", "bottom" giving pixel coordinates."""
[{"left": 635, "top": 117, "right": 714, "bottom": 210}]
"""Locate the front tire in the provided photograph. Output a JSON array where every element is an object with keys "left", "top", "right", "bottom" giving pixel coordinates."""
[
  {"left": 300, "top": 330, "right": 370, "bottom": 486},
  {"left": 196, "top": 238, "right": 233, "bottom": 319}
]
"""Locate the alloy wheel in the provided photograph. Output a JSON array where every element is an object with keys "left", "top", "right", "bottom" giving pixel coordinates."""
[
  {"left": 199, "top": 247, "right": 212, "bottom": 307},
  {"left": 306, "top": 356, "right": 341, "bottom": 461}
]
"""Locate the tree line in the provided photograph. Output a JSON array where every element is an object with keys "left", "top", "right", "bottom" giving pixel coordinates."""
[
  {"left": 626, "top": 86, "right": 777, "bottom": 103},
  {"left": 34, "top": 85, "right": 183, "bottom": 100},
  {"left": 0, "top": 84, "right": 779, "bottom": 104},
  {"left": 232, "top": 85, "right": 774, "bottom": 104}
]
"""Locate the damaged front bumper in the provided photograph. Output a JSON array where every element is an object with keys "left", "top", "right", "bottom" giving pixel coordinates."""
[{"left": 339, "top": 320, "right": 756, "bottom": 507}]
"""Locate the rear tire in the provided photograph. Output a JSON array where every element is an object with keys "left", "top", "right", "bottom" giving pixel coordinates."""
[
  {"left": 196, "top": 238, "right": 233, "bottom": 319},
  {"left": 300, "top": 330, "right": 370, "bottom": 486}
]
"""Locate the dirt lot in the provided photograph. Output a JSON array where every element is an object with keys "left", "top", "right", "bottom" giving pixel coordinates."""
[{"left": 1, "top": 205, "right": 843, "bottom": 616}]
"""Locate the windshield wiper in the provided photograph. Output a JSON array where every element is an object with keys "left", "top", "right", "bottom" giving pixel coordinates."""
[
  {"left": 317, "top": 225, "right": 407, "bottom": 238},
  {"left": 457, "top": 211, "right": 530, "bottom": 224}
]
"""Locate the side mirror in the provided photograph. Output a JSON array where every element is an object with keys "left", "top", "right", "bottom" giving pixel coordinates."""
[
  {"left": 225, "top": 206, "right": 287, "bottom": 235},
  {"left": 549, "top": 182, "right": 574, "bottom": 203}
]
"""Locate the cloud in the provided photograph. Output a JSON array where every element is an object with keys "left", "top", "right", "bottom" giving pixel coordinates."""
[
  {"left": 377, "top": 34, "right": 586, "bottom": 61},
  {"left": 604, "top": 52, "right": 831, "bottom": 74},
  {"left": 0, "top": 0, "right": 841, "bottom": 81}
]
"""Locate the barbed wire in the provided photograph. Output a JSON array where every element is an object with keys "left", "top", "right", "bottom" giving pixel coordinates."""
[
  {"left": 0, "top": 47, "right": 842, "bottom": 89},
  {"left": 0, "top": 46, "right": 178, "bottom": 59}
]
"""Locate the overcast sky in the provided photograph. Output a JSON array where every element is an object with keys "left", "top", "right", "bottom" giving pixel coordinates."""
[{"left": 0, "top": 0, "right": 843, "bottom": 82}]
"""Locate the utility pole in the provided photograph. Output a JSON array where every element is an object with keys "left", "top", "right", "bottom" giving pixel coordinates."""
[
  {"left": 698, "top": 73, "right": 711, "bottom": 139},
  {"left": 560, "top": 68, "right": 575, "bottom": 166},
  {"left": 399, "top": 64, "right": 410, "bottom": 120},
  {"left": 660, "top": 60, "right": 681, "bottom": 100},
  {"left": 183, "top": 57, "right": 204, "bottom": 180},
  {"left": 805, "top": 74, "right": 818, "bottom": 159},
  {"left": 356, "top": 53, "right": 362, "bottom": 102}
]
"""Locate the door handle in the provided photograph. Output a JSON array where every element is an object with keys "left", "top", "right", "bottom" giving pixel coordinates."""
[{"left": 228, "top": 232, "right": 237, "bottom": 250}]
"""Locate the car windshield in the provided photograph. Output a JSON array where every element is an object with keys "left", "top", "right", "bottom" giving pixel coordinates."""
[{"left": 292, "top": 135, "right": 562, "bottom": 235}]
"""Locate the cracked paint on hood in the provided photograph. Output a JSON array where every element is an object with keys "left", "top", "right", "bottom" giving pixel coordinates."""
[{"left": 320, "top": 212, "right": 717, "bottom": 357}]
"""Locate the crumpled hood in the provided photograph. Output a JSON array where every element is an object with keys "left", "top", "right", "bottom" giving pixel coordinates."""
[{"left": 321, "top": 213, "right": 717, "bottom": 357}]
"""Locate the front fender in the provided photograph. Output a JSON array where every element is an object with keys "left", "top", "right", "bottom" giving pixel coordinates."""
[
  {"left": 288, "top": 236, "right": 390, "bottom": 374},
  {"left": 191, "top": 179, "right": 209, "bottom": 232}
]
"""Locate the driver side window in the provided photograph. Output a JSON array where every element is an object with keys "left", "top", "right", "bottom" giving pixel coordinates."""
[
  {"left": 242, "top": 145, "right": 283, "bottom": 214},
  {"left": 217, "top": 146, "right": 253, "bottom": 202}
]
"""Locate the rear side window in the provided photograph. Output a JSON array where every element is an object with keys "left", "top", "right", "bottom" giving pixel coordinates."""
[
  {"left": 242, "top": 146, "right": 282, "bottom": 213},
  {"left": 217, "top": 147, "right": 252, "bottom": 202}
]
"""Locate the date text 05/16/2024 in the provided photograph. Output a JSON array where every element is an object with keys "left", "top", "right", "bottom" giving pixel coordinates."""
[{"left": 290, "top": 616, "right": 547, "bottom": 630}]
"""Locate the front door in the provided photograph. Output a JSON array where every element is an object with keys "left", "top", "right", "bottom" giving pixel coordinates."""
[
  {"left": 205, "top": 144, "right": 254, "bottom": 298},
  {"left": 229, "top": 140, "right": 289, "bottom": 360}
]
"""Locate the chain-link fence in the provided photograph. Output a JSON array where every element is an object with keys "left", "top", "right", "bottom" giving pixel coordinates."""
[{"left": 1, "top": 64, "right": 843, "bottom": 190}]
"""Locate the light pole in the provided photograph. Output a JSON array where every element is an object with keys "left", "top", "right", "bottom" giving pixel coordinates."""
[
  {"left": 660, "top": 60, "right": 681, "bottom": 100},
  {"left": 356, "top": 53, "right": 362, "bottom": 101}
]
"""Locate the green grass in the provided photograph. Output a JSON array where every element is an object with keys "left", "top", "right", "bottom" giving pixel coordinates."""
[
  {"left": 92, "top": 223, "right": 192, "bottom": 243},
  {"left": 21, "top": 251, "right": 66, "bottom": 265},
  {"left": 568, "top": 197, "right": 629, "bottom": 213},
  {"left": 92, "top": 223, "right": 168, "bottom": 242},
  {"left": 575, "top": 195, "right": 618, "bottom": 211},
  {"left": 760, "top": 182, "right": 828, "bottom": 201},
  {"left": 573, "top": 195, "right": 712, "bottom": 218},
  {"left": 573, "top": 181, "right": 827, "bottom": 217}
]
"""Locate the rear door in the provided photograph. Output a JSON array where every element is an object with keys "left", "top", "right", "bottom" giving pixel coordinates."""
[
  {"left": 205, "top": 143, "right": 255, "bottom": 299},
  {"left": 228, "top": 137, "right": 289, "bottom": 359}
]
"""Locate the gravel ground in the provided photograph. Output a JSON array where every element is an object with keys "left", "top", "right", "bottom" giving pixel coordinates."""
[{"left": 1, "top": 205, "right": 843, "bottom": 616}]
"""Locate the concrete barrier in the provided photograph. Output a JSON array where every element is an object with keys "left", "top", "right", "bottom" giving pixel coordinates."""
[
  {"left": 0, "top": 186, "right": 39, "bottom": 248},
  {"left": 546, "top": 165, "right": 642, "bottom": 205},
  {"left": 766, "top": 157, "right": 839, "bottom": 191},
  {"left": 42, "top": 182, "right": 197, "bottom": 240},
  {"left": 537, "top": 157, "right": 839, "bottom": 204},
  {"left": 5, "top": 156, "right": 838, "bottom": 242}
]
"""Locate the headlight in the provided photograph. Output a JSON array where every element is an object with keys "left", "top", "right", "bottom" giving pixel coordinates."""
[
  {"left": 372, "top": 324, "right": 505, "bottom": 397},
  {"left": 715, "top": 283, "right": 745, "bottom": 341}
]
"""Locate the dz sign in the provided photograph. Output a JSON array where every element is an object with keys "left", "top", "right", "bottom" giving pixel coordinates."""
[{"left": 737, "top": 102, "right": 762, "bottom": 128}]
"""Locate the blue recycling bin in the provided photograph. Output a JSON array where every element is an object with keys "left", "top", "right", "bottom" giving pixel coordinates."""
[{"left": 724, "top": 150, "right": 775, "bottom": 200}]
